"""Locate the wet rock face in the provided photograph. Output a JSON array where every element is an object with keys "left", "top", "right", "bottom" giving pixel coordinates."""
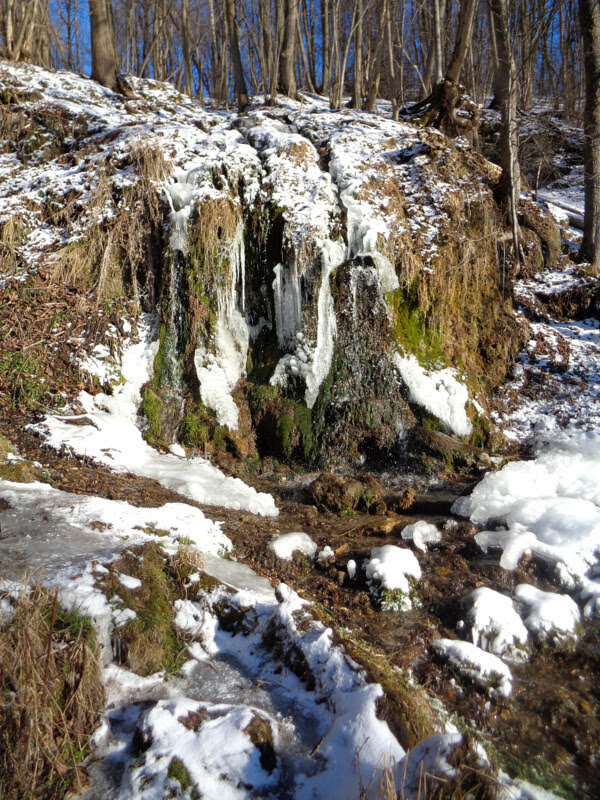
[{"left": 316, "top": 259, "right": 414, "bottom": 462}]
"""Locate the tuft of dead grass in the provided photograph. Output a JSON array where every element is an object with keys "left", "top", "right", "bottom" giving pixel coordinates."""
[
  {"left": 187, "top": 194, "right": 242, "bottom": 294},
  {"left": 0, "top": 584, "right": 103, "bottom": 800},
  {"left": 0, "top": 215, "right": 28, "bottom": 274}
]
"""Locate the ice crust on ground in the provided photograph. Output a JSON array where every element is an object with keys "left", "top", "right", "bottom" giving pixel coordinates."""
[
  {"left": 0, "top": 479, "right": 231, "bottom": 579},
  {"left": 364, "top": 545, "right": 421, "bottom": 594},
  {"left": 30, "top": 319, "right": 278, "bottom": 517},
  {"left": 401, "top": 520, "right": 442, "bottom": 552},
  {"left": 454, "top": 429, "right": 600, "bottom": 584},
  {"left": 269, "top": 532, "right": 318, "bottom": 561},
  {"left": 393, "top": 353, "right": 472, "bottom": 437},
  {"left": 462, "top": 588, "right": 528, "bottom": 658},
  {"left": 432, "top": 638, "right": 513, "bottom": 697}
]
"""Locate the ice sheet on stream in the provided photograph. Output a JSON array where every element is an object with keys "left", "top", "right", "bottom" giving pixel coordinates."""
[{"left": 29, "top": 318, "right": 278, "bottom": 517}]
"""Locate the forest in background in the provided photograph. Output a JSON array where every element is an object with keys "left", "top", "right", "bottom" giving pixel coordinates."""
[{"left": 0, "top": 0, "right": 585, "bottom": 115}]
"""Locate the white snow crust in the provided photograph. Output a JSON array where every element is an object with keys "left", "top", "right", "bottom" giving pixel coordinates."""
[
  {"left": 393, "top": 353, "right": 472, "bottom": 436},
  {"left": 462, "top": 588, "right": 528, "bottom": 658},
  {"left": 514, "top": 584, "right": 580, "bottom": 644},
  {"left": 364, "top": 545, "right": 421, "bottom": 594},
  {"left": 401, "top": 520, "right": 442, "bottom": 552},
  {"left": 432, "top": 639, "right": 513, "bottom": 697},
  {"left": 269, "top": 532, "right": 318, "bottom": 561},
  {"left": 454, "top": 429, "right": 600, "bottom": 584},
  {"left": 30, "top": 319, "right": 277, "bottom": 517}
]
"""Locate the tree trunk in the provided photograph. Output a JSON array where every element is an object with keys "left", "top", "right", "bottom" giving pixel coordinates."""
[
  {"left": 352, "top": 0, "right": 363, "bottom": 107},
  {"left": 181, "top": 0, "right": 194, "bottom": 96},
  {"left": 446, "top": 0, "right": 478, "bottom": 84},
  {"left": 225, "top": 0, "right": 250, "bottom": 110},
  {"left": 279, "top": 0, "right": 299, "bottom": 96},
  {"left": 579, "top": 0, "right": 600, "bottom": 274},
  {"left": 89, "top": 0, "right": 118, "bottom": 89},
  {"left": 489, "top": 0, "right": 520, "bottom": 264}
]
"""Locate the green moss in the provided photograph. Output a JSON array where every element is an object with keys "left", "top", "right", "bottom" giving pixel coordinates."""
[
  {"left": 211, "top": 425, "right": 227, "bottom": 452},
  {"left": 140, "top": 386, "right": 164, "bottom": 445},
  {"left": 247, "top": 383, "right": 280, "bottom": 415},
  {"left": 179, "top": 412, "right": 209, "bottom": 449},
  {"left": 501, "top": 754, "right": 584, "bottom": 800},
  {"left": 152, "top": 324, "right": 179, "bottom": 390},
  {"left": 167, "top": 756, "right": 196, "bottom": 793},
  {"left": 276, "top": 412, "right": 294, "bottom": 458},
  {"left": 386, "top": 287, "right": 446, "bottom": 367},
  {"left": 293, "top": 402, "right": 313, "bottom": 460},
  {"left": 102, "top": 543, "right": 187, "bottom": 676}
]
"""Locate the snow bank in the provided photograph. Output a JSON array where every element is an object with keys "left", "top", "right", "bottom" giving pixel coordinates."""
[
  {"left": 461, "top": 588, "right": 528, "bottom": 659},
  {"left": 393, "top": 353, "right": 472, "bottom": 437},
  {"left": 514, "top": 584, "right": 580, "bottom": 644},
  {"left": 170, "top": 582, "right": 406, "bottom": 800},
  {"left": 454, "top": 429, "right": 600, "bottom": 584},
  {"left": 118, "top": 698, "right": 281, "bottom": 799}
]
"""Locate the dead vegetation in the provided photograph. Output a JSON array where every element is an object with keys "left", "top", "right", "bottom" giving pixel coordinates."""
[
  {"left": 0, "top": 278, "right": 133, "bottom": 417},
  {"left": 0, "top": 584, "right": 103, "bottom": 800},
  {"left": 49, "top": 143, "right": 168, "bottom": 306}
]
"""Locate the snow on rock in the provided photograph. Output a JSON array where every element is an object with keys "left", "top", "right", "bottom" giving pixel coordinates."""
[
  {"left": 514, "top": 584, "right": 580, "bottom": 646},
  {"left": 454, "top": 429, "right": 600, "bottom": 585},
  {"left": 432, "top": 638, "right": 513, "bottom": 697},
  {"left": 118, "top": 698, "right": 281, "bottom": 799},
  {"left": 269, "top": 531, "right": 317, "bottom": 561},
  {"left": 117, "top": 573, "right": 142, "bottom": 591},
  {"left": 401, "top": 520, "right": 442, "bottom": 552},
  {"left": 461, "top": 588, "right": 528, "bottom": 659},
  {"left": 364, "top": 545, "right": 421, "bottom": 595},
  {"left": 393, "top": 353, "right": 472, "bottom": 437},
  {"left": 31, "top": 318, "right": 278, "bottom": 517}
]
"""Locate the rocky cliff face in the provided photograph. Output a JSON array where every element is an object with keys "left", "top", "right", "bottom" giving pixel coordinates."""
[{"left": 1, "top": 61, "right": 556, "bottom": 467}]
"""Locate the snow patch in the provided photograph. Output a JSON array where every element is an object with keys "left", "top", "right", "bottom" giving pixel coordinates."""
[
  {"left": 393, "top": 353, "right": 472, "bottom": 436},
  {"left": 432, "top": 639, "right": 513, "bottom": 697},
  {"left": 269, "top": 532, "right": 317, "bottom": 561},
  {"left": 401, "top": 520, "right": 441, "bottom": 552}
]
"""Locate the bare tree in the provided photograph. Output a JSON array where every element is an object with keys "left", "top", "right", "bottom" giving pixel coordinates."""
[
  {"left": 279, "top": 0, "right": 299, "bottom": 96},
  {"left": 89, "top": 0, "right": 118, "bottom": 89},
  {"left": 579, "top": 0, "right": 600, "bottom": 273},
  {"left": 225, "top": 0, "right": 250, "bottom": 109},
  {"left": 489, "top": 0, "right": 520, "bottom": 266}
]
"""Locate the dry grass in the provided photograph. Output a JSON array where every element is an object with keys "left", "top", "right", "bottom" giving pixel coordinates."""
[
  {"left": 0, "top": 584, "right": 103, "bottom": 800},
  {"left": 0, "top": 214, "right": 28, "bottom": 274},
  {"left": 48, "top": 144, "right": 168, "bottom": 304},
  {"left": 362, "top": 737, "right": 499, "bottom": 800},
  {"left": 187, "top": 193, "right": 241, "bottom": 295}
]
